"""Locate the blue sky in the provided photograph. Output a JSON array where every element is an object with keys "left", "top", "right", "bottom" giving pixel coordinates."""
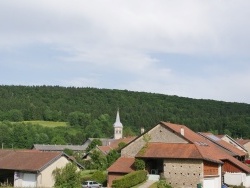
[{"left": 1, "top": 0, "right": 250, "bottom": 104}]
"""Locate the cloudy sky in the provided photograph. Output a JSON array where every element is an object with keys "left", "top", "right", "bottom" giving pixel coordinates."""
[{"left": 1, "top": 1, "right": 250, "bottom": 104}]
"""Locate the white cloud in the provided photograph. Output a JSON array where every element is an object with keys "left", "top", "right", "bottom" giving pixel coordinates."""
[{"left": 1, "top": 1, "right": 250, "bottom": 103}]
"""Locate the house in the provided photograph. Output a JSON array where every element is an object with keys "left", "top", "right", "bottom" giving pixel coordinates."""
[
  {"left": 83, "top": 109, "right": 136, "bottom": 157},
  {"left": 235, "top": 139, "right": 250, "bottom": 157},
  {"left": 108, "top": 122, "right": 250, "bottom": 188},
  {"left": 83, "top": 137, "right": 136, "bottom": 160},
  {"left": 217, "top": 134, "right": 248, "bottom": 153},
  {"left": 199, "top": 132, "right": 248, "bottom": 161},
  {"left": 0, "top": 149, "right": 83, "bottom": 187},
  {"left": 96, "top": 137, "right": 136, "bottom": 155}
]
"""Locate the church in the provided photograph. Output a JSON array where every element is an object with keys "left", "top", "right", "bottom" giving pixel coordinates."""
[{"left": 82, "top": 109, "right": 136, "bottom": 153}]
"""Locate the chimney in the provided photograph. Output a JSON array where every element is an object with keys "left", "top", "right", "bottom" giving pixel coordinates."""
[
  {"left": 180, "top": 128, "right": 184, "bottom": 136},
  {"left": 141, "top": 127, "right": 145, "bottom": 134}
]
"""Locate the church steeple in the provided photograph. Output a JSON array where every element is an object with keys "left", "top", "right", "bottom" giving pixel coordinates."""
[{"left": 113, "top": 109, "right": 123, "bottom": 139}]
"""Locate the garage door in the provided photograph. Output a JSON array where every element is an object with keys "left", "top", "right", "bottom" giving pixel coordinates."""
[
  {"left": 22, "top": 173, "right": 36, "bottom": 187},
  {"left": 203, "top": 177, "right": 219, "bottom": 188}
]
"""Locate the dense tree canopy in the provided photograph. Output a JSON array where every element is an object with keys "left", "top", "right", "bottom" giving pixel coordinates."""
[{"left": 0, "top": 85, "right": 249, "bottom": 143}]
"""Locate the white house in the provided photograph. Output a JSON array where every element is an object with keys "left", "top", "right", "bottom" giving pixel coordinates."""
[{"left": 0, "top": 149, "right": 83, "bottom": 187}]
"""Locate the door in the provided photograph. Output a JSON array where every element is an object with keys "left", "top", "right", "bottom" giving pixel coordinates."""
[{"left": 22, "top": 173, "right": 36, "bottom": 187}]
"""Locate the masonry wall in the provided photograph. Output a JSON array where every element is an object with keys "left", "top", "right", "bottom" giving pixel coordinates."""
[
  {"left": 121, "top": 124, "right": 188, "bottom": 157},
  {"left": 149, "top": 124, "right": 188, "bottom": 143},
  {"left": 163, "top": 159, "right": 203, "bottom": 188}
]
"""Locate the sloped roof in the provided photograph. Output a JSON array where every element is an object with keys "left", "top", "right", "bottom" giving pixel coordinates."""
[
  {"left": 136, "top": 143, "right": 203, "bottom": 159},
  {"left": 108, "top": 137, "right": 137, "bottom": 149},
  {"left": 236, "top": 139, "right": 250, "bottom": 146},
  {"left": 97, "top": 145, "right": 113, "bottom": 154},
  {"left": 33, "top": 144, "right": 86, "bottom": 151},
  {"left": 160, "top": 122, "right": 250, "bottom": 173},
  {"left": 216, "top": 134, "right": 247, "bottom": 151},
  {"left": 0, "top": 149, "right": 62, "bottom": 172},
  {"left": 108, "top": 157, "right": 135, "bottom": 173},
  {"left": 199, "top": 132, "right": 246, "bottom": 157},
  {"left": 108, "top": 122, "right": 250, "bottom": 174}
]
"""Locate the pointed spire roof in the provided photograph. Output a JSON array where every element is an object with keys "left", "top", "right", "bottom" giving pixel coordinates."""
[{"left": 113, "top": 109, "right": 123, "bottom": 127}]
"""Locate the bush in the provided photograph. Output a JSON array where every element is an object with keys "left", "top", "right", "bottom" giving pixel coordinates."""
[
  {"left": 157, "top": 180, "right": 172, "bottom": 188},
  {"left": 112, "top": 170, "right": 147, "bottom": 188},
  {"left": 91, "top": 170, "right": 107, "bottom": 185},
  {"left": 134, "top": 159, "right": 145, "bottom": 170},
  {"left": 53, "top": 163, "right": 81, "bottom": 188}
]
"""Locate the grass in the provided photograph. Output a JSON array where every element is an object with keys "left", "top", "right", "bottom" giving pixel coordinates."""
[{"left": 22, "top": 120, "right": 68, "bottom": 127}]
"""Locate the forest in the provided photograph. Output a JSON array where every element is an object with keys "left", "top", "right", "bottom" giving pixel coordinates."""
[{"left": 0, "top": 85, "right": 249, "bottom": 149}]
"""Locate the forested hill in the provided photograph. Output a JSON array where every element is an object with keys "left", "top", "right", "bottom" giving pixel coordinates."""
[{"left": 0, "top": 85, "right": 250, "bottom": 138}]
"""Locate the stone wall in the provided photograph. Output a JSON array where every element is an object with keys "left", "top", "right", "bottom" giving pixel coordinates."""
[
  {"left": 149, "top": 124, "right": 188, "bottom": 143},
  {"left": 163, "top": 159, "right": 203, "bottom": 188},
  {"left": 121, "top": 124, "right": 188, "bottom": 157}
]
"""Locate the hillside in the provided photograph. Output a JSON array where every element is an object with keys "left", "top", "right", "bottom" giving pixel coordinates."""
[{"left": 0, "top": 85, "right": 250, "bottom": 139}]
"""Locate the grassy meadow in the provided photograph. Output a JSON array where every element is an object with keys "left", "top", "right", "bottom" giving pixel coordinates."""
[{"left": 22, "top": 120, "right": 68, "bottom": 127}]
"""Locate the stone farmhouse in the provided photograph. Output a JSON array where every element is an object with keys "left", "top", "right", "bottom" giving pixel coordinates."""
[
  {"left": 108, "top": 121, "right": 250, "bottom": 188},
  {"left": 0, "top": 149, "right": 83, "bottom": 187}
]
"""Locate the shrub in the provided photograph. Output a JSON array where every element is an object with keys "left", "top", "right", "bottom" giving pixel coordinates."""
[
  {"left": 112, "top": 170, "right": 147, "bottom": 188},
  {"left": 91, "top": 170, "right": 107, "bottom": 185},
  {"left": 157, "top": 180, "right": 172, "bottom": 188},
  {"left": 53, "top": 163, "right": 81, "bottom": 188},
  {"left": 134, "top": 159, "right": 145, "bottom": 170}
]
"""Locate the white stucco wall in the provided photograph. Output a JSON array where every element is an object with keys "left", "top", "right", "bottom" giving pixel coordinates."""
[
  {"left": 37, "top": 156, "right": 70, "bottom": 188},
  {"left": 14, "top": 156, "right": 71, "bottom": 188},
  {"left": 224, "top": 172, "right": 250, "bottom": 187}
]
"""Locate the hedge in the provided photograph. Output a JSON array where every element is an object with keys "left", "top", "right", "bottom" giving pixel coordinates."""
[{"left": 112, "top": 170, "right": 147, "bottom": 188}]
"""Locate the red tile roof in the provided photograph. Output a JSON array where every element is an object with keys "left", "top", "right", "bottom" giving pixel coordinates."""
[
  {"left": 108, "top": 122, "right": 250, "bottom": 174},
  {"left": 97, "top": 145, "right": 112, "bottom": 154},
  {"left": 160, "top": 122, "right": 250, "bottom": 173},
  {"left": 0, "top": 149, "right": 62, "bottom": 172},
  {"left": 136, "top": 143, "right": 203, "bottom": 159},
  {"left": 97, "top": 137, "right": 137, "bottom": 154},
  {"left": 199, "top": 132, "right": 246, "bottom": 157},
  {"left": 107, "top": 157, "right": 135, "bottom": 173},
  {"left": 236, "top": 139, "right": 250, "bottom": 146},
  {"left": 109, "top": 137, "right": 137, "bottom": 149}
]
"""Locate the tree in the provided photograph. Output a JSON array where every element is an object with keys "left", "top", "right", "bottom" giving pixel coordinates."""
[
  {"left": 63, "top": 148, "right": 74, "bottom": 156},
  {"left": 106, "top": 150, "right": 120, "bottom": 167},
  {"left": 53, "top": 163, "right": 81, "bottom": 188},
  {"left": 89, "top": 150, "right": 107, "bottom": 170},
  {"left": 86, "top": 139, "right": 102, "bottom": 152}
]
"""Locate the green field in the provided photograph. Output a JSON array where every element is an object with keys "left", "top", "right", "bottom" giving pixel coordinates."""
[{"left": 23, "top": 120, "right": 68, "bottom": 127}]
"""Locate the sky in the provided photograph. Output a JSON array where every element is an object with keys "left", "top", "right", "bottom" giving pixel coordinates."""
[{"left": 1, "top": 1, "right": 250, "bottom": 104}]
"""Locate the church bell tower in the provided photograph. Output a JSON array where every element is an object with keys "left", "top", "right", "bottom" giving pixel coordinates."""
[{"left": 113, "top": 109, "right": 123, "bottom": 139}]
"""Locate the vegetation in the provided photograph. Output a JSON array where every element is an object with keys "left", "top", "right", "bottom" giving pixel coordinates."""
[
  {"left": 80, "top": 170, "right": 107, "bottom": 187},
  {"left": 156, "top": 181, "right": 172, "bottom": 188},
  {"left": 23, "top": 120, "right": 67, "bottom": 127},
  {"left": 112, "top": 170, "right": 147, "bottom": 188},
  {"left": 53, "top": 163, "right": 81, "bottom": 188},
  {"left": 134, "top": 159, "right": 145, "bottom": 170},
  {"left": 86, "top": 139, "right": 102, "bottom": 152},
  {"left": 0, "top": 85, "right": 250, "bottom": 150}
]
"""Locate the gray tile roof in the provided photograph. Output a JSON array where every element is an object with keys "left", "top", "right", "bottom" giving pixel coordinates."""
[{"left": 33, "top": 144, "right": 86, "bottom": 151}]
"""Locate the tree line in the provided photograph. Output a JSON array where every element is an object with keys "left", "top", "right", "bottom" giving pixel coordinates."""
[{"left": 0, "top": 85, "right": 250, "bottom": 140}]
